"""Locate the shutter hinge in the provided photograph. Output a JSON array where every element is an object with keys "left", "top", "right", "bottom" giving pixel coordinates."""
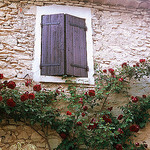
[
  {"left": 71, "top": 64, "right": 89, "bottom": 71},
  {"left": 69, "top": 22, "right": 87, "bottom": 31}
]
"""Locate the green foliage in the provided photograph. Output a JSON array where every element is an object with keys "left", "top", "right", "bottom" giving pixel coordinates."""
[{"left": 0, "top": 59, "right": 150, "bottom": 150}]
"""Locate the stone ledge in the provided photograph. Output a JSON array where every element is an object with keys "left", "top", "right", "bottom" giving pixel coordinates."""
[{"left": 1, "top": 0, "right": 150, "bottom": 9}]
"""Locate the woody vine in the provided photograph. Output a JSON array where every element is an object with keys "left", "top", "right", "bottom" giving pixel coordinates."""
[{"left": 0, "top": 59, "right": 150, "bottom": 150}]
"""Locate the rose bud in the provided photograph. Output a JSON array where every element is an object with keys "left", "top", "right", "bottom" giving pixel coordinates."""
[
  {"left": 83, "top": 106, "right": 88, "bottom": 111},
  {"left": 135, "top": 143, "right": 139, "bottom": 147}
]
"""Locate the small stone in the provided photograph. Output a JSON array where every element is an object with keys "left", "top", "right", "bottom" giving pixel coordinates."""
[
  {"left": 23, "top": 144, "right": 37, "bottom": 150},
  {"left": 0, "top": 129, "right": 6, "bottom": 136},
  {"left": 31, "top": 132, "right": 43, "bottom": 141},
  {"left": 36, "top": 142, "right": 45, "bottom": 148},
  {"left": 3, "top": 125, "right": 17, "bottom": 130},
  {"left": 48, "top": 138, "right": 62, "bottom": 150},
  {"left": 8, "top": 3, "right": 17, "bottom": 9},
  {"left": 9, "top": 144, "right": 17, "bottom": 150},
  {"left": 17, "top": 131, "right": 28, "bottom": 139},
  {"left": 1, "top": 132, "right": 16, "bottom": 143},
  {"left": 0, "top": 3, "right": 6, "bottom": 8}
]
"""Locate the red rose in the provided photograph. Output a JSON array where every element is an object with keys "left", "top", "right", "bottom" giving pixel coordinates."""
[
  {"left": 102, "top": 115, "right": 109, "bottom": 120},
  {"left": 118, "top": 114, "right": 123, "bottom": 120},
  {"left": 33, "top": 84, "right": 41, "bottom": 92},
  {"left": 88, "top": 123, "right": 98, "bottom": 130},
  {"left": 108, "top": 68, "right": 114, "bottom": 74},
  {"left": 88, "top": 90, "right": 95, "bottom": 97},
  {"left": 87, "top": 118, "right": 98, "bottom": 129},
  {"left": 7, "top": 98, "right": 16, "bottom": 107},
  {"left": 136, "top": 63, "right": 139, "bottom": 67},
  {"left": 66, "top": 111, "right": 72, "bottom": 115},
  {"left": 133, "top": 65, "right": 136, "bottom": 67},
  {"left": 7, "top": 81, "right": 16, "bottom": 89},
  {"left": 132, "top": 96, "right": 139, "bottom": 103},
  {"left": 129, "top": 124, "right": 139, "bottom": 132},
  {"left": 60, "top": 133, "right": 67, "bottom": 139},
  {"left": 83, "top": 106, "right": 88, "bottom": 111},
  {"left": 28, "top": 93, "right": 35, "bottom": 100},
  {"left": 25, "top": 80, "right": 32, "bottom": 87},
  {"left": 142, "top": 95, "right": 146, "bottom": 98},
  {"left": 112, "top": 75, "right": 116, "bottom": 78},
  {"left": 77, "top": 121, "right": 82, "bottom": 126},
  {"left": 139, "top": 59, "right": 145, "bottom": 63},
  {"left": 105, "top": 118, "right": 112, "bottom": 123},
  {"left": 115, "top": 144, "right": 123, "bottom": 150},
  {"left": 117, "top": 128, "right": 124, "bottom": 134},
  {"left": 0, "top": 74, "right": 3, "bottom": 79},
  {"left": 82, "top": 112, "right": 85, "bottom": 117},
  {"left": 144, "top": 144, "right": 148, "bottom": 148},
  {"left": 103, "top": 69, "right": 107, "bottom": 73},
  {"left": 108, "top": 107, "right": 113, "bottom": 111},
  {"left": 55, "top": 89, "right": 60, "bottom": 94},
  {"left": 78, "top": 98, "right": 83, "bottom": 104},
  {"left": 102, "top": 115, "right": 112, "bottom": 123},
  {"left": 119, "top": 78, "right": 123, "bottom": 82},
  {"left": 20, "top": 94, "right": 28, "bottom": 102},
  {"left": 135, "top": 143, "right": 139, "bottom": 146},
  {"left": 84, "top": 92, "right": 88, "bottom": 96},
  {"left": 121, "top": 62, "right": 127, "bottom": 68},
  {"left": 0, "top": 96, "right": 3, "bottom": 101}
]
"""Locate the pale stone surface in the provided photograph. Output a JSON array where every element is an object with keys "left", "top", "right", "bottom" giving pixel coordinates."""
[
  {"left": 17, "top": 131, "right": 28, "bottom": 139},
  {"left": 2, "top": 69, "right": 17, "bottom": 78},
  {"left": 31, "top": 132, "right": 43, "bottom": 141},
  {"left": 0, "top": 130, "right": 6, "bottom": 136},
  {"left": 3, "top": 125, "right": 17, "bottom": 130},
  {"left": 9, "top": 144, "right": 17, "bottom": 150},
  {"left": 23, "top": 144, "right": 37, "bottom": 150},
  {"left": 2, "top": 132, "right": 16, "bottom": 143},
  {"left": 48, "top": 137, "right": 62, "bottom": 150}
]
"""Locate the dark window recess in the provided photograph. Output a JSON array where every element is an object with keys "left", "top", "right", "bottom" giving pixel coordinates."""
[{"left": 41, "top": 14, "right": 88, "bottom": 77}]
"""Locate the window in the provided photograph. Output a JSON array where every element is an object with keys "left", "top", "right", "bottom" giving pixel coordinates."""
[
  {"left": 41, "top": 14, "right": 88, "bottom": 77},
  {"left": 33, "top": 5, "right": 94, "bottom": 84}
]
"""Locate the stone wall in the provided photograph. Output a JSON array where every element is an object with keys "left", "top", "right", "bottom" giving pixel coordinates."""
[
  {"left": 0, "top": 2, "right": 35, "bottom": 82},
  {"left": 0, "top": 120, "right": 61, "bottom": 150},
  {"left": 0, "top": 0, "right": 150, "bottom": 149},
  {"left": 92, "top": 7, "right": 150, "bottom": 69}
]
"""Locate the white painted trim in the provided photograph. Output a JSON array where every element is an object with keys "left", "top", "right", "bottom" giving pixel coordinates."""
[{"left": 33, "top": 5, "right": 94, "bottom": 85}]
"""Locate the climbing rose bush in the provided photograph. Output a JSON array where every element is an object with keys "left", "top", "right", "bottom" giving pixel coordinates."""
[{"left": 0, "top": 59, "right": 150, "bottom": 150}]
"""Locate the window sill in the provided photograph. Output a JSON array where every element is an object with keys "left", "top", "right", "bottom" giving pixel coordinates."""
[{"left": 33, "top": 74, "right": 95, "bottom": 85}]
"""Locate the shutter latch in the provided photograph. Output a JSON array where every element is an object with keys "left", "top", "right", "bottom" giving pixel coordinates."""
[{"left": 71, "top": 64, "right": 89, "bottom": 71}]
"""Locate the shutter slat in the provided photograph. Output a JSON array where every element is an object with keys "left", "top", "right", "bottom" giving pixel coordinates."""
[
  {"left": 66, "top": 15, "right": 74, "bottom": 75},
  {"left": 41, "top": 15, "right": 49, "bottom": 75},
  {"left": 66, "top": 14, "right": 88, "bottom": 77},
  {"left": 73, "top": 16, "right": 81, "bottom": 76},
  {"left": 80, "top": 17, "right": 88, "bottom": 77},
  {"left": 41, "top": 14, "right": 65, "bottom": 76}
]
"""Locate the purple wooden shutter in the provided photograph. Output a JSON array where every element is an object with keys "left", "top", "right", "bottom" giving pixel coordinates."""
[
  {"left": 65, "top": 14, "right": 88, "bottom": 77},
  {"left": 41, "top": 14, "right": 65, "bottom": 76}
]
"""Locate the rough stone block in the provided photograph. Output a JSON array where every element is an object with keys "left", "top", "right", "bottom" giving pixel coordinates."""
[
  {"left": 8, "top": 3, "right": 17, "bottom": 9},
  {"left": 17, "top": 131, "right": 28, "bottom": 139}
]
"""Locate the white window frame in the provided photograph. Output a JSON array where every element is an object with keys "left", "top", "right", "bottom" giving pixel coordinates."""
[{"left": 33, "top": 5, "right": 94, "bottom": 85}]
